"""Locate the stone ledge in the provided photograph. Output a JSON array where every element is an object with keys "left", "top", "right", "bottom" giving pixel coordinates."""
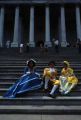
[
  {"left": 0, "top": 0, "right": 81, "bottom": 4},
  {"left": 0, "top": 105, "right": 81, "bottom": 114}
]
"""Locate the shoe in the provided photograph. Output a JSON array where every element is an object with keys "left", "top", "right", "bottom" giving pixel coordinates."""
[
  {"left": 49, "top": 94, "right": 56, "bottom": 98},
  {"left": 44, "top": 88, "right": 49, "bottom": 92},
  {"left": 64, "top": 91, "right": 69, "bottom": 95}
]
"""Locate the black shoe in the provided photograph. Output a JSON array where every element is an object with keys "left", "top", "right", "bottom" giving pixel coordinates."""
[
  {"left": 49, "top": 94, "right": 56, "bottom": 98},
  {"left": 44, "top": 88, "right": 49, "bottom": 92}
]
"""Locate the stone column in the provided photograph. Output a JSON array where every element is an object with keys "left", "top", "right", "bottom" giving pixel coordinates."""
[
  {"left": 58, "top": 16, "right": 61, "bottom": 44},
  {"left": 11, "top": 7, "right": 19, "bottom": 47},
  {"left": 0, "top": 7, "right": 5, "bottom": 47},
  {"left": 18, "top": 17, "right": 23, "bottom": 45},
  {"left": 45, "top": 6, "right": 52, "bottom": 47},
  {"left": 76, "top": 6, "right": 81, "bottom": 41},
  {"left": 29, "top": 6, "right": 35, "bottom": 47},
  {"left": 60, "top": 6, "right": 67, "bottom": 47}
]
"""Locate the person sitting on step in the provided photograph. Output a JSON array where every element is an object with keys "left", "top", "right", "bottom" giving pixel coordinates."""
[
  {"left": 42, "top": 61, "right": 60, "bottom": 98},
  {"left": 59, "top": 61, "right": 78, "bottom": 95},
  {"left": 3, "top": 59, "right": 43, "bottom": 98}
]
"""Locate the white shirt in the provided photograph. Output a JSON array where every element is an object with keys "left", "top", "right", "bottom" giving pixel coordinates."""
[
  {"left": 49, "top": 68, "right": 55, "bottom": 72},
  {"left": 54, "top": 40, "right": 59, "bottom": 45},
  {"left": 20, "top": 44, "right": 23, "bottom": 47}
]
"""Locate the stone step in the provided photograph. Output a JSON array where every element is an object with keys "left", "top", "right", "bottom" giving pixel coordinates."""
[
  {"left": 0, "top": 96, "right": 81, "bottom": 106},
  {"left": 0, "top": 78, "right": 18, "bottom": 82},
  {"left": 0, "top": 59, "right": 81, "bottom": 61},
  {"left": 0, "top": 52, "right": 80, "bottom": 56},
  {"left": 0, "top": 62, "right": 81, "bottom": 65},
  {"left": 0, "top": 65, "right": 81, "bottom": 68},
  {"left": 0, "top": 64, "right": 81, "bottom": 67},
  {"left": 0, "top": 69, "right": 81, "bottom": 74},
  {"left": 0, "top": 82, "right": 81, "bottom": 89},
  {"left": 0, "top": 60, "right": 81, "bottom": 62},
  {"left": 0, "top": 82, "right": 14, "bottom": 88},
  {"left": 0, "top": 81, "right": 79, "bottom": 88},
  {"left": 0, "top": 73, "right": 80, "bottom": 79},
  {"left": 0, "top": 88, "right": 81, "bottom": 96},
  {"left": 0, "top": 71, "right": 80, "bottom": 75},
  {"left": 0, "top": 50, "right": 81, "bottom": 112},
  {"left": 0, "top": 50, "right": 78, "bottom": 54},
  {"left": 0, "top": 54, "right": 80, "bottom": 58},
  {"left": 0, "top": 66, "right": 81, "bottom": 69},
  {"left": 0, "top": 49, "right": 80, "bottom": 54},
  {"left": 0, "top": 56, "right": 80, "bottom": 59},
  {"left": 0, "top": 104, "right": 81, "bottom": 114},
  {"left": 0, "top": 77, "right": 81, "bottom": 82},
  {"left": 3, "top": 56, "right": 78, "bottom": 59}
]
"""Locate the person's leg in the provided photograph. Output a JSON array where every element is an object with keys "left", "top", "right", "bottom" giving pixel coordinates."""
[
  {"left": 55, "top": 45, "right": 57, "bottom": 52},
  {"left": 44, "top": 76, "right": 50, "bottom": 90},
  {"left": 55, "top": 45, "right": 59, "bottom": 53},
  {"left": 50, "top": 84, "right": 58, "bottom": 96},
  {"left": 59, "top": 76, "right": 66, "bottom": 92},
  {"left": 57, "top": 45, "right": 59, "bottom": 53},
  {"left": 64, "top": 83, "right": 77, "bottom": 95}
]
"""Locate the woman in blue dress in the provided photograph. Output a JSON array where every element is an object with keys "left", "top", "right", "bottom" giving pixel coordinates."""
[{"left": 4, "top": 59, "right": 43, "bottom": 98}]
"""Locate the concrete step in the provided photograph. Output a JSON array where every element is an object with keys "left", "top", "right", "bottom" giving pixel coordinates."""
[
  {"left": 0, "top": 68, "right": 81, "bottom": 73},
  {"left": 0, "top": 82, "right": 81, "bottom": 88},
  {"left": 0, "top": 71, "right": 80, "bottom": 76},
  {"left": 0, "top": 64, "right": 81, "bottom": 67},
  {"left": 0, "top": 48, "right": 81, "bottom": 115},
  {"left": 0, "top": 59, "right": 81, "bottom": 61},
  {"left": 0, "top": 55, "right": 81, "bottom": 59},
  {"left": 0, "top": 104, "right": 81, "bottom": 114},
  {"left": 0, "top": 62, "right": 81, "bottom": 66},
  {"left": 0, "top": 78, "right": 18, "bottom": 82},
  {"left": 0, "top": 59, "right": 81, "bottom": 62},
  {"left": 0, "top": 66, "right": 81, "bottom": 69},
  {"left": 0, "top": 65, "right": 81, "bottom": 68},
  {"left": 0, "top": 88, "right": 81, "bottom": 96},
  {"left": 0, "top": 69, "right": 81, "bottom": 74},
  {"left": 0, "top": 82, "right": 14, "bottom": 88},
  {"left": 0, "top": 77, "right": 81, "bottom": 82},
  {"left": 0, "top": 96, "right": 81, "bottom": 106},
  {"left": 0, "top": 73, "right": 80, "bottom": 79},
  {"left": 0, "top": 71, "right": 80, "bottom": 75}
]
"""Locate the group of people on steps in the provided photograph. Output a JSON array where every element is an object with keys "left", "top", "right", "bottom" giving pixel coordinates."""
[{"left": 4, "top": 59, "right": 78, "bottom": 98}]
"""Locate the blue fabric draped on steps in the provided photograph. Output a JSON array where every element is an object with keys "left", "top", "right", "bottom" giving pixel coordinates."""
[{"left": 4, "top": 72, "right": 43, "bottom": 98}]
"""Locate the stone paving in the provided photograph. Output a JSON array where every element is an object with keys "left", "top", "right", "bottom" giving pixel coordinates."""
[{"left": 0, "top": 115, "right": 81, "bottom": 120}]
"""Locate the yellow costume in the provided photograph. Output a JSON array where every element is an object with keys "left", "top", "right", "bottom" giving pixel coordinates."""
[
  {"left": 43, "top": 68, "right": 60, "bottom": 85},
  {"left": 59, "top": 61, "right": 78, "bottom": 95}
]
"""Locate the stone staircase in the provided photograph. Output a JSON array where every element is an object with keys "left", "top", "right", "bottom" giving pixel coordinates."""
[{"left": 0, "top": 48, "right": 81, "bottom": 114}]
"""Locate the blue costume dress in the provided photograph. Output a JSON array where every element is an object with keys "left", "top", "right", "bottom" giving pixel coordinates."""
[{"left": 4, "top": 66, "right": 43, "bottom": 98}]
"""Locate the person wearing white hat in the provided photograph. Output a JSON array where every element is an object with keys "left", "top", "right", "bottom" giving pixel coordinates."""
[{"left": 4, "top": 59, "right": 43, "bottom": 98}]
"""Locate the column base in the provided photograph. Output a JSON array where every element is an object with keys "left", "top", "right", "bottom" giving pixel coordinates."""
[
  {"left": 45, "top": 41, "right": 52, "bottom": 47},
  {"left": 0, "top": 43, "right": 3, "bottom": 47},
  {"left": 11, "top": 42, "right": 18, "bottom": 47},
  {"left": 29, "top": 42, "right": 35, "bottom": 47},
  {"left": 61, "top": 41, "right": 67, "bottom": 47}
]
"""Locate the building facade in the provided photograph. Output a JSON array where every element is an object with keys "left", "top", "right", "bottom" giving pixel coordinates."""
[{"left": 0, "top": 0, "right": 81, "bottom": 47}]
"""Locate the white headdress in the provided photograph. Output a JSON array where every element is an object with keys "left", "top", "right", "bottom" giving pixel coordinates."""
[{"left": 26, "top": 59, "right": 36, "bottom": 65}]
